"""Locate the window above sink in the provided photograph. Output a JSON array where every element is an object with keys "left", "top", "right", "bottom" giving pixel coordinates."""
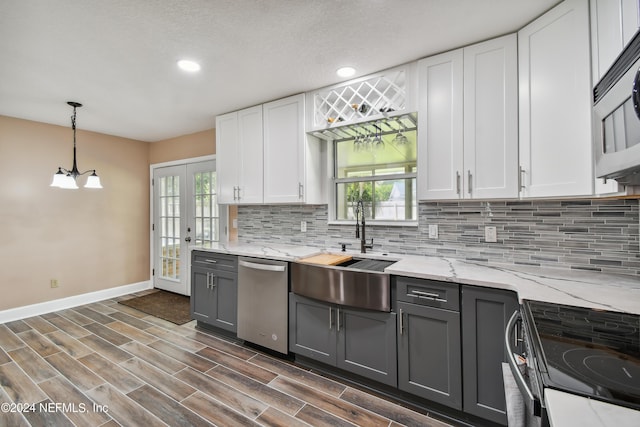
[{"left": 321, "top": 114, "right": 418, "bottom": 225}]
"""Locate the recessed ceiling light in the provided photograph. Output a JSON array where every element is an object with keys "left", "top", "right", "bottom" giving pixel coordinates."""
[
  {"left": 177, "top": 59, "right": 201, "bottom": 72},
  {"left": 336, "top": 66, "right": 356, "bottom": 78}
]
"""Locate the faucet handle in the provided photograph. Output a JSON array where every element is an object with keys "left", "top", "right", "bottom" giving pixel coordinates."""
[{"left": 365, "top": 238, "right": 374, "bottom": 249}]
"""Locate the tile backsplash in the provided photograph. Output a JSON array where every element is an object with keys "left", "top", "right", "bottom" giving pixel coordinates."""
[{"left": 237, "top": 199, "right": 640, "bottom": 276}]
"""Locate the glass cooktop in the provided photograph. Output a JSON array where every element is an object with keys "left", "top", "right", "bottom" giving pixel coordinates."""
[{"left": 523, "top": 300, "right": 640, "bottom": 411}]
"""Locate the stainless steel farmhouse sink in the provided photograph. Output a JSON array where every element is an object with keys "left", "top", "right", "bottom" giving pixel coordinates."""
[{"left": 290, "top": 257, "right": 397, "bottom": 312}]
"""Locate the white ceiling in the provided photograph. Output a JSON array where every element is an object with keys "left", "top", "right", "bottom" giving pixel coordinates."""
[{"left": 0, "top": 0, "right": 560, "bottom": 142}]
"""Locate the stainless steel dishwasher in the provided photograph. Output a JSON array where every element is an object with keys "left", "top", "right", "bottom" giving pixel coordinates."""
[{"left": 237, "top": 257, "right": 288, "bottom": 354}]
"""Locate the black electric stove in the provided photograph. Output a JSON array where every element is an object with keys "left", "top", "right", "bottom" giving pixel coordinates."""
[{"left": 522, "top": 300, "right": 640, "bottom": 411}]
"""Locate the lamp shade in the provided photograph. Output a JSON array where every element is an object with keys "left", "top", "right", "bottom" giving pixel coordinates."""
[
  {"left": 50, "top": 169, "right": 67, "bottom": 187},
  {"left": 84, "top": 172, "right": 103, "bottom": 189},
  {"left": 60, "top": 174, "right": 79, "bottom": 189}
]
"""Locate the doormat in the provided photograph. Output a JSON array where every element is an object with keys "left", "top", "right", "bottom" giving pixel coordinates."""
[{"left": 119, "top": 290, "right": 191, "bottom": 325}]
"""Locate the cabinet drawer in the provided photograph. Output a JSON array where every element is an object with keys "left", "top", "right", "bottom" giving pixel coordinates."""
[
  {"left": 396, "top": 276, "right": 459, "bottom": 311},
  {"left": 192, "top": 251, "right": 238, "bottom": 272}
]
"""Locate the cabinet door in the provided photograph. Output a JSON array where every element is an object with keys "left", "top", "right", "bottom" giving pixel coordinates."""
[
  {"left": 336, "top": 308, "right": 397, "bottom": 387},
  {"left": 288, "top": 294, "right": 337, "bottom": 365},
  {"left": 210, "top": 269, "right": 238, "bottom": 332},
  {"left": 263, "top": 94, "right": 306, "bottom": 203},
  {"left": 237, "top": 105, "right": 264, "bottom": 204},
  {"left": 518, "top": 0, "right": 593, "bottom": 198},
  {"left": 190, "top": 267, "right": 216, "bottom": 323},
  {"left": 461, "top": 286, "right": 519, "bottom": 425},
  {"left": 591, "top": 0, "right": 640, "bottom": 82},
  {"left": 215, "top": 112, "right": 239, "bottom": 204},
  {"left": 397, "top": 302, "right": 462, "bottom": 410},
  {"left": 463, "top": 34, "right": 518, "bottom": 199},
  {"left": 417, "top": 49, "right": 464, "bottom": 200}
]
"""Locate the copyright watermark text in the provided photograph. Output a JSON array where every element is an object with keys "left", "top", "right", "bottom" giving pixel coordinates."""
[{"left": 1, "top": 401, "right": 108, "bottom": 414}]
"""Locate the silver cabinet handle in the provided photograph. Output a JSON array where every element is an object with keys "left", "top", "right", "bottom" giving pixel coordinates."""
[
  {"left": 206, "top": 272, "right": 211, "bottom": 289},
  {"left": 505, "top": 310, "right": 541, "bottom": 417},
  {"left": 519, "top": 166, "right": 526, "bottom": 191},
  {"left": 233, "top": 186, "right": 237, "bottom": 201},
  {"left": 467, "top": 170, "right": 472, "bottom": 195},
  {"left": 238, "top": 260, "right": 286, "bottom": 272},
  {"left": 456, "top": 171, "right": 461, "bottom": 195},
  {"left": 204, "top": 259, "right": 217, "bottom": 264},
  {"left": 329, "top": 306, "right": 333, "bottom": 330},
  {"left": 237, "top": 186, "right": 241, "bottom": 200},
  {"left": 298, "top": 182, "right": 304, "bottom": 199},
  {"left": 407, "top": 290, "right": 447, "bottom": 303},
  {"left": 399, "top": 308, "right": 404, "bottom": 335},
  {"left": 336, "top": 307, "right": 341, "bottom": 332}
]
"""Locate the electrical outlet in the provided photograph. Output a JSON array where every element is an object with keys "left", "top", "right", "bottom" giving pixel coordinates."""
[
  {"left": 300, "top": 221, "right": 307, "bottom": 232},
  {"left": 50, "top": 279, "right": 59, "bottom": 288},
  {"left": 485, "top": 226, "right": 497, "bottom": 243},
  {"left": 428, "top": 224, "right": 438, "bottom": 239},
  {"left": 232, "top": 218, "right": 238, "bottom": 229}
]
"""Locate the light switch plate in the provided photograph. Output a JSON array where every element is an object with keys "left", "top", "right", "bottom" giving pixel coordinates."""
[
  {"left": 428, "top": 224, "right": 438, "bottom": 239},
  {"left": 485, "top": 226, "right": 497, "bottom": 243}
]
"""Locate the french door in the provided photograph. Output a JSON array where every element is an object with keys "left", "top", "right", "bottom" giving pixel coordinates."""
[{"left": 153, "top": 160, "right": 225, "bottom": 295}]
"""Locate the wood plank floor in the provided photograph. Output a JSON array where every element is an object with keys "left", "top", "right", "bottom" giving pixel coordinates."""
[{"left": 0, "top": 291, "right": 455, "bottom": 427}]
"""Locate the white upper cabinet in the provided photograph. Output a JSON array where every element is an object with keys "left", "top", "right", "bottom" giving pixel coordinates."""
[
  {"left": 417, "top": 49, "right": 464, "bottom": 200},
  {"left": 417, "top": 34, "right": 518, "bottom": 200},
  {"left": 306, "top": 64, "right": 417, "bottom": 132},
  {"left": 216, "top": 105, "right": 263, "bottom": 204},
  {"left": 518, "top": 0, "right": 593, "bottom": 198},
  {"left": 215, "top": 111, "right": 240, "bottom": 204},
  {"left": 590, "top": 0, "right": 640, "bottom": 83},
  {"left": 463, "top": 34, "right": 518, "bottom": 199},
  {"left": 263, "top": 93, "right": 325, "bottom": 204}
]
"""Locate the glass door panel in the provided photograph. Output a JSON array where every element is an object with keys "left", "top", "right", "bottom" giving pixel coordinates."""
[{"left": 153, "top": 160, "right": 224, "bottom": 296}]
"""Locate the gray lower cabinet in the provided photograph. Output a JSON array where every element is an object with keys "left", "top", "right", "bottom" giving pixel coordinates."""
[
  {"left": 289, "top": 293, "right": 397, "bottom": 386},
  {"left": 461, "top": 285, "right": 519, "bottom": 425},
  {"left": 396, "top": 277, "right": 462, "bottom": 410},
  {"left": 191, "top": 251, "right": 238, "bottom": 333}
]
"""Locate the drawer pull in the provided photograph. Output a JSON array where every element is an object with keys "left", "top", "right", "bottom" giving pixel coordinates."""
[
  {"left": 407, "top": 291, "right": 447, "bottom": 303},
  {"left": 204, "top": 259, "right": 218, "bottom": 264}
]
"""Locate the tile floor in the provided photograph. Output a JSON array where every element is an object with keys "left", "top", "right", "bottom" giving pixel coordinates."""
[{"left": 0, "top": 290, "right": 455, "bottom": 427}]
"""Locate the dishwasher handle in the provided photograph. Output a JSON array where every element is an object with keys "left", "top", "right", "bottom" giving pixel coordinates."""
[{"left": 239, "top": 260, "right": 286, "bottom": 272}]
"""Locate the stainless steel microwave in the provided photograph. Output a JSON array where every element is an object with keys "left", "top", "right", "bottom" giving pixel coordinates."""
[{"left": 593, "top": 31, "right": 640, "bottom": 186}]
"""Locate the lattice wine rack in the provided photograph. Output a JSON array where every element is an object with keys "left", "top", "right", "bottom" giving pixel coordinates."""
[{"left": 312, "top": 68, "right": 408, "bottom": 129}]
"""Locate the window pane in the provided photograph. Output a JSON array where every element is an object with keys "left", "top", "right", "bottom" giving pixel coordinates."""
[
  {"left": 336, "top": 178, "right": 416, "bottom": 221},
  {"left": 335, "top": 129, "right": 417, "bottom": 178}
]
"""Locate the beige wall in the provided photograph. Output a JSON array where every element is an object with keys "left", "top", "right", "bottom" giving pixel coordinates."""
[
  {"left": 149, "top": 129, "right": 215, "bottom": 164},
  {"left": 0, "top": 116, "right": 150, "bottom": 310}
]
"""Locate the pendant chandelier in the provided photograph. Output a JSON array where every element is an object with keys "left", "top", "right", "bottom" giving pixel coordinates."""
[{"left": 50, "top": 101, "right": 103, "bottom": 189}]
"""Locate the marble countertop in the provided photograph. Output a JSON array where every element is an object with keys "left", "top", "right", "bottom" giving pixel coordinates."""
[
  {"left": 192, "top": 241, "right": 640, "bottom": 423},
  {"left": 193, "top": 242, "right": 640, "bottom": 315},
  {"left": 545, "top": 390, "right": 640, "bottom": 427},
  {"left": 192, "top": 241, "right": 322, "bottom": 262}
]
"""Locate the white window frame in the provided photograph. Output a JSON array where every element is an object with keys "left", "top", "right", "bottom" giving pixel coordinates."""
[{"left": 328, "top": 141, "right": 419, "bottom": 227}]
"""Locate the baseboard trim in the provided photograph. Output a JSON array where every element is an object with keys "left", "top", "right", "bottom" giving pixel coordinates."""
[{"left": 0, "top": 281, "right": 152, "bottom": 324}]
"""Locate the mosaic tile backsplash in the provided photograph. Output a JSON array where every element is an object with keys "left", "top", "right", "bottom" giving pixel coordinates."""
[{"left": 237, "top": 199, "right": 640, "bottom": 276}]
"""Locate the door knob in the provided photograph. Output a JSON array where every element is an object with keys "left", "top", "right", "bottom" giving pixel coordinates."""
[{"left": 185, "top": 236, "right": 192, "bottom": 242}]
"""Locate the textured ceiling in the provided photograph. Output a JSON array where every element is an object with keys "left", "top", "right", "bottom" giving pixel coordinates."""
[{"left": 0, "top": 0, "right": 560, "bottom": 142}]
